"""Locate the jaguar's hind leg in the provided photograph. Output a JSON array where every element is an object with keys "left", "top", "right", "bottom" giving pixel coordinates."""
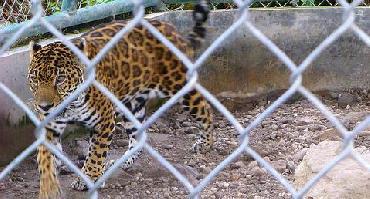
[{"left": 180, "top": 89, "right": 213, "bottom": 153}]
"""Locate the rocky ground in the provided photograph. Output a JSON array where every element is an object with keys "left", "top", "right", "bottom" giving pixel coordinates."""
[{"left": 1, "top": 90, "right": 370, "bottom": 199}]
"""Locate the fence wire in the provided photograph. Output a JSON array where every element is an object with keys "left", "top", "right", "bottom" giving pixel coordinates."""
[
  {"left": 0, "top": 0, "right": 116, "bottom": 24},
  {"left": 1, "top": 0, "right": 31, "bottom": 24},
  {"left": 1, "top": 0, "right": 370, "bottom": 198},
  {"left": 3, "top": 0, "right": 370, "bottom": 25}
]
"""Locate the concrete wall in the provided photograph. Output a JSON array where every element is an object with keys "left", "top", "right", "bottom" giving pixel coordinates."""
[
  {"left": 157, "top": 8, "right": 370, "bottom": 96},
  {"left": 1, "top": 8, "right": 370, "bottom": 165}
]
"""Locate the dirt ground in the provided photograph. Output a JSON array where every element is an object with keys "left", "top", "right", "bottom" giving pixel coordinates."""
[{"left": 1, "top": 91, "right": 370, "bottom": 199}]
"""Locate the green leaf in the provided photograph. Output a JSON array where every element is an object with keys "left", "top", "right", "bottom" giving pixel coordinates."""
[{"left": 301, "top": 0, "right": 315, "bottom": 6}]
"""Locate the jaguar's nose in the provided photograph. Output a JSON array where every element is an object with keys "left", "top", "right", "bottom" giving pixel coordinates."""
[{"left": 38, "top": 102, "right": 53, "bottom": 112}]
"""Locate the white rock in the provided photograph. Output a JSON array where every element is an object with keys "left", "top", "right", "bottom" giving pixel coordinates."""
[
  {"left": 293, "top": 148, "right": 308, "bottom": 162},
  {"left": 222, "top": 182, "right": 230, "bottom": 188},
  {"left": 294, "top": 141, "right": 370, "bottom": 199}
]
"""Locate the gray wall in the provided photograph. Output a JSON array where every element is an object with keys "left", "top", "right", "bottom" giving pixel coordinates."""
[
  {"left": 157, "top": 9, "right": 370, "bottom": 97},
  {"left": 1, "top": 8, "right": 370, "bottom": 165}
]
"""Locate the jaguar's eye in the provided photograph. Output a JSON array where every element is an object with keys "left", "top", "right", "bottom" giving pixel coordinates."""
[{"left": 56, "top": 76, "right": 66, "bottom": 84}]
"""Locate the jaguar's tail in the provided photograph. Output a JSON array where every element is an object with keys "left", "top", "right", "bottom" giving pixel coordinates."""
[{"left": 187, "top": 0, "right": 210, "bottom": 49}]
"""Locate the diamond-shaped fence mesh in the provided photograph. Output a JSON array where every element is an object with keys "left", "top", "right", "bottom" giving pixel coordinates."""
[
  {"left": 1, "top": 0, "right": 370, "bottom": 198},
  {"left": 1, "top": 0, "right": 123, "bottom": 24},
  {"left": 3, "top": 0, "right": 370, "bottom": 25},
  {"left": 1, "top": 0, "right": 63, "bottom": 24},
  {"left": 1, "top": 0, "right": 32, "bottom": 23}
]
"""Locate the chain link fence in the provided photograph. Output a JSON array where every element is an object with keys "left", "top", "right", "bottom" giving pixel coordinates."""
[
  {"left": 1, "top": 0, "right": 370, "bottom": 198},
  {"left": 3, "top": 0, "right": 370, "bottom": 25},
  {"left": 1, "top": 0, "right": 31, "bottom": 24},
  {"left": 0, "top": 0, "right": 118, "bottom": 24}
]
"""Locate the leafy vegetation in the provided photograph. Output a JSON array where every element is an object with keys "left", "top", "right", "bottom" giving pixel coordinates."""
[
  {"left": 43, "top": 0, "right": 61, "bottom": 15},
  {"left": 43, "top": 0, "right": 116, "bottom": 16},
  {"left": 301, "top": 0, "right": 315, "bottom": 6},
  {"left": 7, "top": 0, "right": 370, "bottom": 25},
  {"left": 80, "top": 0, "right": 116, "bottom": 7}
]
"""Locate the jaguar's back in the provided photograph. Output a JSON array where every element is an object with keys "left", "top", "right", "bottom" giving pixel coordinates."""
[{"left": 85, "top": 20, "right": 191, "bottom": 100}]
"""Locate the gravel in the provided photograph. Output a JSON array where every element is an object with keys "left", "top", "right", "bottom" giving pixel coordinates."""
[{"left": 1, "top": 91, "right": 370, "bottom": 198}]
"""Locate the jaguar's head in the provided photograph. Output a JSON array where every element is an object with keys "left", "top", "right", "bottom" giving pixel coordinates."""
[{"left": 27, "top": 39, "right": 86, "bottom": 113}]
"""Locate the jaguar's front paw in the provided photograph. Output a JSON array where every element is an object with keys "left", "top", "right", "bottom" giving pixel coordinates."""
[{"left": 192, "top": 141, "right": 212, "bottom": 154}]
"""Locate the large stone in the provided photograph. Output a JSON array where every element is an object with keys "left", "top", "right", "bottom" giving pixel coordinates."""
[
  {"left": 313, "top": 128, "right": 342, "bottom": 142},
  {"left": 294, "top": 141, "right": 370, "bottom": 199},
  {"left": 340, "top": 111, "right": 369, "bottom": 129},
  {"left": 337, "top": 93, "right": 356, "bottom": 108}
]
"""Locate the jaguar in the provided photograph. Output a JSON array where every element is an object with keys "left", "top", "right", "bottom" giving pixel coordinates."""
[{"left": 28, "top": 17, "right": 213, "bottom": 199}]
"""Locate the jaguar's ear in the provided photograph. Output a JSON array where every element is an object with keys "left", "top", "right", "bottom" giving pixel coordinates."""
[{"left": 30, "top": 41, "right": 41, "bottom": 59}]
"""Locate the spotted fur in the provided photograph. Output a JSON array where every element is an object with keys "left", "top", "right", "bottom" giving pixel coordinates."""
[{"left": 28, "top": 20, "right": 213, "bottom": 198}]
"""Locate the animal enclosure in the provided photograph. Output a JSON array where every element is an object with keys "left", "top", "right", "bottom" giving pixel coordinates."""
[{"left": 1, "top": 0, "right": 370, "bottom": 198}]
